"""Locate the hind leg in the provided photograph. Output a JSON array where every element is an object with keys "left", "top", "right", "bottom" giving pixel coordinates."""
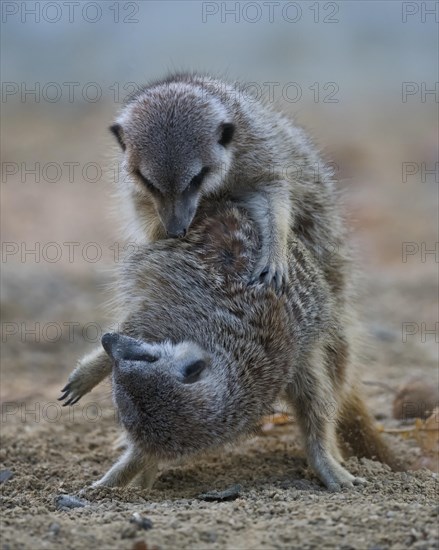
[
  {"left": 286, "top": 352, "right": 366, "bottom": 490},
  {"left": 328, "top": 422, "right": 345, "bottom": 465},
  {"left": 133, "top": 461, "right": 159, "bottom": 489}
]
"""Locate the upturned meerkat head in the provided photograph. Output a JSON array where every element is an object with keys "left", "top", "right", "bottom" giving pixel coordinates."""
[
  {"left": 101, "top": 332, "right": 258, "bottom": 459},
  {"left": 110, "top": 84, "right": 235, "bottom": 238}
]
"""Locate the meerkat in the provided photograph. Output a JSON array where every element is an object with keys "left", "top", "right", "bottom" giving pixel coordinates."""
[
  {"left": 60, "top": 203, "right": 401, "bottom": 491},
  {"left": 109, "top": 72, "right": 345, "bottom": 290}
]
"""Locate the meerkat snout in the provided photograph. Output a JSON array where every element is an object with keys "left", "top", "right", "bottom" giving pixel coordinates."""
[
  {"left": 101, "top": 332, "right": 159, "bottom": 364},
  {"left": 109, "top": 83, "right": 236, "bottom": 240},
  {"left": 100, "top": 333, "right": 235, "bottom": 458},
  {"left": 102, "top": 333, "right": 209, "bottom": 385},
  {"left": 167, "top": 227, "right": 186, "bottom": 238},
  {"left": 164, "top": 213, "right": 188, "bottom": 239}
]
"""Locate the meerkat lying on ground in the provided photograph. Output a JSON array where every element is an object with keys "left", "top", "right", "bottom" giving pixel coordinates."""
[{"left": 60, "top": 203, "right": 401, "bottom": 491}]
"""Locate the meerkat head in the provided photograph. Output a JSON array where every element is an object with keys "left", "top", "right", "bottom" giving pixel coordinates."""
[
  {"left": 109, "top": 84, "right": 235, "bottom": 238},
  {"left": 101, "top": 332, "right": 257, "bottom": 459}
]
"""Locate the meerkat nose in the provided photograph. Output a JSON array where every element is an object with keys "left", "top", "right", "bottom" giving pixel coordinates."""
[
  {"left": 167, "top": 228, "right": 187, "bottom": 238},
  {"left": 102, "top": 332, "right": 119, "bottom": 354}
]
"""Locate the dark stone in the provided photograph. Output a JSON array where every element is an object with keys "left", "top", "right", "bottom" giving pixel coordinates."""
[
  {"left": 55, "top": 494, "right": 89, "bottom": 510},
  {"left": 198, "top": 484, "right": 242, "bottom": 502},
  {"left": 0, "top": 470, "right": 13, "bottom": 484},
  {"left": 130, "top": 514, "right": 153, "bottom": 531}
]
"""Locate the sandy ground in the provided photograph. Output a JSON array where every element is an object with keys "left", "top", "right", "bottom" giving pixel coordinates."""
[
  {"left": 1, "top": 264, "right": 438, "bottom": 550},
  {"left": 1, "top": 105, "right": 438, "bottom": 549}
]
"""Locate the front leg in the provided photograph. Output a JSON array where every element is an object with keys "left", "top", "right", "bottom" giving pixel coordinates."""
[
  {"left": 59, "top": 347, "right": 112, "bottom": 406},
  {"left": 239, "top": 184, "right": 291, "bottom": 290},
  {"left": 92, "top": 443, "right": 157, "bottom": 488}
]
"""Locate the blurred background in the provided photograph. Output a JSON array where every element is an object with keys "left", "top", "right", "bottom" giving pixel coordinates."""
[{"left": 1, "top": 0, "right": 438, "bottom": 407}]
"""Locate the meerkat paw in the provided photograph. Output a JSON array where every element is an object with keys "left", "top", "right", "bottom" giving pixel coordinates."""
[
  {"left": 352, "top": 476, "right": 367, "bottom": 486},
  {"left": 58, "top": 369, "right": 95, "bottom": 406},
  {"left": 326, "top": 477, "right": 367, "bottom": 492},
  {"left": 322, "top": 467, "right": 367, "bottom": 491},
  {"left": 250, "top": 255, "right": 288, "bottom": 291},
  {"left": 308, "top": 447, "right": 368, "bottom": 491}
]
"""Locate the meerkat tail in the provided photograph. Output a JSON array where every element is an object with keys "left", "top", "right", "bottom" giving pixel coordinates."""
[{"left": 337, "top": 387, "right": 406, "bottom": 471}]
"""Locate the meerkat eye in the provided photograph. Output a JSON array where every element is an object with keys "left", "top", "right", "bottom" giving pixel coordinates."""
[
  {"left": 187, "top": 167, "right": 210, "bottom": 192},
  {"left": 218, "top": 122, "right": 235, "bottom": 147},
  {"left": 135, "top": 170, "right": 159, "bottom": 195},
  {"left": 182, "top": 360, "right": 206, "bottom": 384}
]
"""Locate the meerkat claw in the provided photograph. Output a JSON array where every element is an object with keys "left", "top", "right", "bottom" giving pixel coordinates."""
[
  {"left": 250, "top": 259, "right": 288, "bottom": 292},
  {"left": 58, "top": 384, "right": 82, "bottom": 407},
  {"left": 63, "top": 395, "right": 81, "bottom": 407},
  {"left": 353, "top": 477, "right": 367, "bottom": 485},
  {"left": 58, "top": 385, "right": 71, "bottom": 401}
]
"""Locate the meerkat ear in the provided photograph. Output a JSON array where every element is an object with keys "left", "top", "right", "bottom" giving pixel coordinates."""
[
  {"left": 102, "top": 333, "right": 159, "bottom": 363},
  {"left": 109, "top": 123, "right": 126, "bottom": 151},
  {"left": 218, "top": 122, "right": 235, "bottom": 147}
]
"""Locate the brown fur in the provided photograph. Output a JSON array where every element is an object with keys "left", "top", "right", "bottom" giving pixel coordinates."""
[
  {"left": 61, "top": 203, "right": 401, "bottom": 490},
  {"left": 60, "top": 74, "right": 402, "bottom": 492},
  {"left": 111, "top": 73, "right": 348, "bottom": 293},
  {"left": 338, "top": 387, "right": 406, "bottom": 471}
]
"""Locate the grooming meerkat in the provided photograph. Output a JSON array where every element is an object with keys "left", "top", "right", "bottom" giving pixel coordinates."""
[
  {"left": 60, "top": 203, "right": 401, "bottom": 491},
  {"left": 109, "top": 72, "right": 345, "bottom": 290}
]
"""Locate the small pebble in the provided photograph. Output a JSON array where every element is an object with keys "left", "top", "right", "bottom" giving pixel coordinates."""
[
  {"left": 200, "top": 531, "right": 217, "bottom": 543},
  {"left": 55, "top": 494, "right": 89, "bottom": 510},
  {"left": 130, "top": 513, "right": 153, "bottom": 531},
  {"left": 48, "top": 522, "right": 60, "bottom": 536},
  {"left": 0, "top": 470, "right": 13, "bottom": 484},
  {"left": 198, "top": 484, "right": 242, "bottom": 502}
]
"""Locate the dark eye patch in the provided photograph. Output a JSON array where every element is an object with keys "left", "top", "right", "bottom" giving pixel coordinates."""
[
  {"left": 182, "top": 360, "right": 206, "bottom": 384},
  {"left": 187, "top": 167, "right": 210, "bottom": 192},
  {"left": 218, "top": 122, "right": 235, "bottom": 147},
  {"left": 134, "top": 169, "right": 160, "bottom": 195}
]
